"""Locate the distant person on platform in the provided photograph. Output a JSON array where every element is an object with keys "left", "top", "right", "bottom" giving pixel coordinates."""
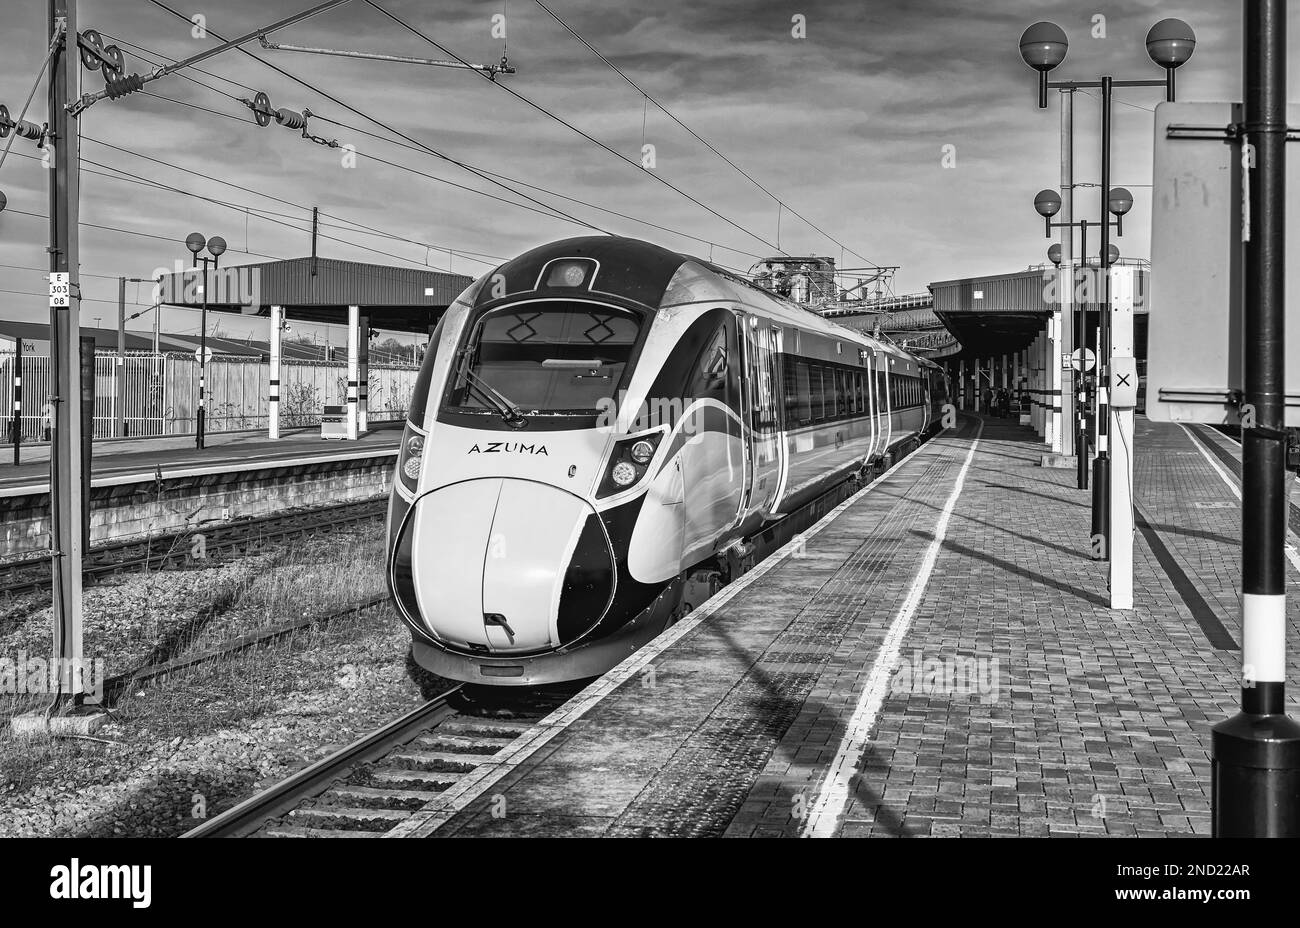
[
  {"left": 982, "top": 387, "right": 992, "bottom": 415},
  {"left": 41, "top": 397, "right": 55, "bottom": 441}
]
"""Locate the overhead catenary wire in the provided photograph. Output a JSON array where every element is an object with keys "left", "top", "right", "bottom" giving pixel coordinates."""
[
  {"left": 66, "top": 138, "right": 508, "bottom": 267},
  {"left": 145, "top": 0, "right": 611, "bottom": 238},
  {"left": 0, "top": 28, "right": 62, "bottom": 174},
  {"left": 118, "top": 12, "right": 772, "bottom": 266},
  {"left": 528, "top": 0, "right": 881, "bottom": 269},
  {"left": 360, "top": 0, "right": 786, "bottom": 257}
]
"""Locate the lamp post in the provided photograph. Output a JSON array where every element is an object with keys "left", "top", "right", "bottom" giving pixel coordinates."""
[
  {"left": 1034, "top": 189, "right": 1129, "bottom": 493},
  {"left": 185, "top": 232, "right": 226, "bottom": 449},
  {"left": 1020, "top": 18, "right": 1195, "bottom": 556},
  {"left": 1212, "top": 0, "right": 1300, "bottom": 839}
]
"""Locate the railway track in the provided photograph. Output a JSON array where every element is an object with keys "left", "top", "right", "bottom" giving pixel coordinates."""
[
  {"left": 0, "top": 498, "right": 388, "bottom": 598},
  {"left": 184, "top": 684, "right": 574, "bottom": 838},
  {"left": 100, "top": 594, "right": 391, "bottom": 705}
]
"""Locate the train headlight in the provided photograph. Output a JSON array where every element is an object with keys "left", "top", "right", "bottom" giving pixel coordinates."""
[
  {"left": 397, "top": 423, "right": 427, "bottom": 492},
  {"left": 629, "top": 439, "right": 656, "bottom": 464},
  {"left": 610, "top": 461, "right": 638, "bottom": 486},
  {"left": 597, "top": 430, "right": 665, "bottom": 498}
]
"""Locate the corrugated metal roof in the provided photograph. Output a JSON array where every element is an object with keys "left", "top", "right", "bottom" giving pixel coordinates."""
[
  {"left": 930, "top": 269, "right": 1056, "bottom": 315},
  {"left": 157, "top": 256, "right": 474, "bottom": 311}
]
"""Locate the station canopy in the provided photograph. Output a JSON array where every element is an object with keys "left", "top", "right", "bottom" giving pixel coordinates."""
[
  {"left": 929, "top": 265, "right": 1149, "bottom": 361},
  {"left": 929, "top": 270, "right": 1055, "bottom": 360},
  {"left": 157, "top": 256, "right": 476, "bottom": 334}
]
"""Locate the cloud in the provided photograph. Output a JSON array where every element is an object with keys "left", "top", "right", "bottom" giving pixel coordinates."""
[{"left": 0, "top": 0, "right": 1287, "bottom": 339}]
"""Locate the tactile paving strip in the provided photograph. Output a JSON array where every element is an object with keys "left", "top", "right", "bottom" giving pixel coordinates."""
[
  {"left": 603, "top": 445, "right": 968, "bottom": 837},
  {"left": 607, "top": 673, "right": 817, "bottom": 837}
]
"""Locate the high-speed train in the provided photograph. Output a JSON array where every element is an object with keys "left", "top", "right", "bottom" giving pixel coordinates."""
[{"left": 386, "top": 236, "right": 949, "bottom": 686}]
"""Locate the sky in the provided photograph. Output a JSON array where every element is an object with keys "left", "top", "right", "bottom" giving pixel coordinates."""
[{"left": 0, "top": 0, "right": 1294, "bottom": 344}]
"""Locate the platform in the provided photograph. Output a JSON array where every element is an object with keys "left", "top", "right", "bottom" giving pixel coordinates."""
[
  {"left": 387, "top": 413, "right": 1300, "bottom": 839},
  {"left": 0, "top": 422, "right": 401, "bottom": 495}
]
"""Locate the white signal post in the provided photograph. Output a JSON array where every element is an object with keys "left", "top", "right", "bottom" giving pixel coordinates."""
[
  {"left": 269, "top": 305, "right": 282, "bottom": 440},
  {"left": 1107, "top": 266, "right": 1137, "bottom": 609}
]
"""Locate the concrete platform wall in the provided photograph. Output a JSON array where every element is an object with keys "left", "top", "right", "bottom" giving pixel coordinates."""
[{"left": 0, "top": 457, "right": 394, "bottom": 557}]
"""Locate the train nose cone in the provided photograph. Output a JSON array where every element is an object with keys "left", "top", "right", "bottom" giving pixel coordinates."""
[{"left": 401, "top": 479, "right": 613, "bottom": 654}]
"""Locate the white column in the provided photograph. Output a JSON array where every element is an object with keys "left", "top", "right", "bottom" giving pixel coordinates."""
[
  {"left": 359, "top": 314, "right": 370, "bottom": 434},
  {"left": 1048, "top": 311, "right": 1062, "bottom": 451},
  {"left": 346, "top": 304, "right": 359, "bottom": 440},
  {"left": 1109, "top": 267, "right": 1136, "bottom": 609},
  {"left": 269, "top": 305, "right": 282, "bottom": 440},
  {"left": 958, "top": 359, "right": 966, "bottom": 410}
]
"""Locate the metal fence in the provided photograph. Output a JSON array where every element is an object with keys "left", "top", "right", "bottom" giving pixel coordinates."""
[{"left": 0, "top": 351, "right": 420, "bottom": 442}]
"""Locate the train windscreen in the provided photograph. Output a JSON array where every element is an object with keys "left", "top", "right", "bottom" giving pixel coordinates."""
[{"left": 444, "top": 302, "right": 645, "bottom": 415}]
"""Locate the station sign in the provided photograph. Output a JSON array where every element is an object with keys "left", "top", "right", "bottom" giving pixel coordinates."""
[{"left": 1146, "top": 101, "right": 1300, "bottom": 425}]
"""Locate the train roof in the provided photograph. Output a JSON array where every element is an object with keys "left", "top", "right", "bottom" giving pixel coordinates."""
[{"left": 480, "top": 236, "right": 937, "bottom": 370}]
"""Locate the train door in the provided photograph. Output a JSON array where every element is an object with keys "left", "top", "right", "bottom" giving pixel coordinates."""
[
  {"left": 921, "top": 369, "right": 932, "bottom": 432},
  {"left": 880, "top": 359, "right": 893, "bottom": 453},
  {"left": 864, "top": 351, "right": 880, "bottom": 462},
  {"left": 764, "top": 325, "right": 789, "bottom": 515},
  {"left": 738, "top": 316, "right": 783, "bottom": 522}
]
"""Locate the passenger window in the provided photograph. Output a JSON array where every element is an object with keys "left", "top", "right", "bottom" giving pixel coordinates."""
[{"left": 795, "top": 361, "right": 812, "bottom": 424}]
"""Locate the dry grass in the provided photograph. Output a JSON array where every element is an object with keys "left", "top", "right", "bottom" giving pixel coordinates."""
[{"left": 0, "top": 519, "right": 432, "bottom": 837}]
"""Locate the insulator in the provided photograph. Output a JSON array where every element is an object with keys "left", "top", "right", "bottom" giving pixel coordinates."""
[
  {"left": 274, "top": 108, "right": 307, "bottom": 130},
  {"left": 105, "top": 73, "right": 145, "bottom": 100},
  {"left": 13, "top": 120, "right": 43, "bottom": 140}
]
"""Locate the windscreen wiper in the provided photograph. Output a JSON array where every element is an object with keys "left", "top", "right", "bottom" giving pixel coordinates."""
[{"left": 463, "top": 368, "right": 528, "bottom": 429}]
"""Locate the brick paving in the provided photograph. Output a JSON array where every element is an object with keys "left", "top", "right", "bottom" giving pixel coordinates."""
[{"left": 432, "top": 414, "right": 1293, "bottom": 838}]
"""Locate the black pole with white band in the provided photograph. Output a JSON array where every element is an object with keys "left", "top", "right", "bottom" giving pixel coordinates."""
[{"left": 1211, "top": 0, "right": 1300, "bottom": 838}]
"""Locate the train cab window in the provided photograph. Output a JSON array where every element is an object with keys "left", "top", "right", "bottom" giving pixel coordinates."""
[
  {"left": 826, "top": 368, "right": 840, "bottom": 420},
  {"left": 688, "top": 325, "right": 729, "bottom": 403},
  {"left": 854, "top": 372, "right": 865, "bottom": 414},
  {"left": 407, "top": 313, "right": 446, "bottom": 427},
  {"left": 835, "top": 370, "right": 848, "bottom": 417},
  {"left": 445, "top": 302, "right": 645, "bottom": 416}
]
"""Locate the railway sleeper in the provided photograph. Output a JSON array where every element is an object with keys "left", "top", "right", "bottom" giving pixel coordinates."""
[
  {"left": 412, "top": 732, "right": 511, "bottom": 753},
  {"left": 363, "top": 766, "right": 463, "bottom": 790},
  {"left": 329, "top": 784, "right": 443, "bottom": 810},
  {"left": 386, "top": 749, "right": 497, "bottom": 772},
  {"left": 286, "top": 806, "right": 412, "bottom": 831}
]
